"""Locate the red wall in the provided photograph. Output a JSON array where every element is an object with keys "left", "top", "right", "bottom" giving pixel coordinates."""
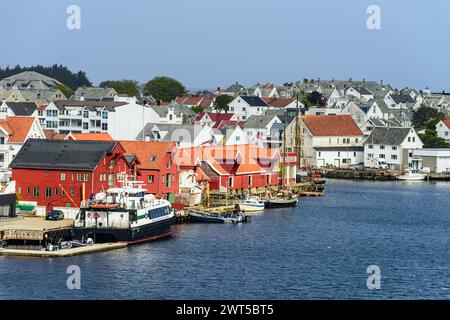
[{"left": 12, "top": 148, "right": 132, "bottom": 210}]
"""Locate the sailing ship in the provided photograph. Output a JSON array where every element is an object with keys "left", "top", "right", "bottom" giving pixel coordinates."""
[{"left": 72, "top": 173, "right": 176, "bottom": 244}]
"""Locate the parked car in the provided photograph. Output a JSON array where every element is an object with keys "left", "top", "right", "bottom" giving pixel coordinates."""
[{"left": 46, "top": 210, "right": 64, "bottom": 221}]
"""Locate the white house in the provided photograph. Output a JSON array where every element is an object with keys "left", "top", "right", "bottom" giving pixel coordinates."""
[
  {"left": 253, "top": 85, "right": 279, "bottom": 98},
  {"left": 412, "top": 149, "right": 450, "bottom": 173},
  {"left": 345, "top": 87, "right": 374, "bottom": 102},
  {"left": 227, "top": 95, "right": 269, "bottom": 121},
  {"left": 364, "top": 127, "right": 423, "bottom": 169},
  {"left": 300, "top": 115, "right": 365, "bottom": 168},
  {"left": 0, "top": 116, "right": 45, "bottom": 176},
  {"left": 435, "top": 119, "right": 450, "bottom": 141},
  {"left": 243, "top": 115, "right": 284, "bottom": 148},
  {"left": 220, "top": 125, "right": 248, "bottom": 146},
  {"left": 0, "top": 101, "right": 38, "bottom": 117}
]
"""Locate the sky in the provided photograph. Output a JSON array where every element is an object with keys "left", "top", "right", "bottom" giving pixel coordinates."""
[{"left": 1, "top": 0, "right": 450, "bottom": 91}]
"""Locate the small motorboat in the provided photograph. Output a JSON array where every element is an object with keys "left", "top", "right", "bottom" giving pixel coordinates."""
[
  {"left": 397, "top": 170, "right": 427, "bottom": 181},
  {"left": 240, "top": 198, "right": 265, "bottom": 213},
  {"left": 189, "top": 210, "right": 249, "bottom": 224},
  {"left": 264, "top": 198, "right": 298, "bottom": 209}
]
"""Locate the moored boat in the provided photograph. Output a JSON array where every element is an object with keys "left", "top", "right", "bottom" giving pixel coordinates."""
[
  {"left": 72, "top": 173, "right": 176, "bottom": 244},
  {"left": 188, "top": 210, "right": 249, "bottom": 223},
  {"left": 264, "top": 198, "right": 298, "bottom": 209},
  {"left": 240, "top": 198, "right": 265, "bottom": 213},
  {"left": 397, "top": 170, "right": 427, "bottom": 181}
]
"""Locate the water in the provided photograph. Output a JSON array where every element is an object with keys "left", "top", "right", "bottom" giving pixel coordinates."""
[{"left": 1, "top": 179, "right": 449, "bottom": 300}]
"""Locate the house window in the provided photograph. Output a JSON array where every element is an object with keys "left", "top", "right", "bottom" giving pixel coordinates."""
[
  {"left": 26, "top": 187, "right": 30, "bottom": 195},
  {"left": 167, "top": 158, "right": 172, "bottom": 169},
  {"left": 412, "top": 137, "right": 415, "bottom": 142},
  {"left": 18, "top": 187, "right": 21, "bottom": 195},
  {"left": 77, "top": 173, "right": 82, "bottom": 181},
  {"left": 33, "top": 187, "right": 40, "bottom": 197},
  {"left": 228, "top": 177, "right": 234, "bottom": 188},
  {"left": 391, "top": 155, "right": 398, "bottom": 160},
  {"left": 45, "top": 187, "right": 51, "bottom": 198},
  {"left": 380, "top": 145, "right": 385, "bottom": 149},
  {"left": 148, "top": 175, "right": 155, "bottom": 183},
  {"left": 83, "top": 110, "right": 89, "bottom": 118},
  {"left": 368, "top": 145, "right": 373, "bottom": 149},
  {"left": 83, "top": 122, "right": 89, "bottom": 130},
  {"left": 102, "top": 123, "right": 108, "bottom": 131},
  {"left": 165, "top": 174, "right": 171, "bottom": 188},
  {"left": 55, "top": 188, "right": 59, "bottom": 196},
  {"left": 318, "top": 152, "right": 321, "bottom": 157},
  {"left": 108, "top": 173, "right": 114, "bottom": 186},
  {"left": 0, "top": 137, "right": 5, "bottom": 145},
  {"left": 0, "top": 153, "right": 4, "bottom": 163},
  {"left": 150, "top": 155, "right": 157, "bottom": 162},
  {"left": 379, "top": 154, "right": 385, "bottom": 159},
  {"left": 110, "top": 160, "right": 114, "bottom": 169},
  {"left": 236, "top": 136, "right": 240, "bottom": 142},
  {"left": 84, "top": 174, "right": 89, "bottom": 182},
  {"left": 102, "top": 111, "right": 108, "bottom": 119},
  {"left": 392, "top": 146, "right": 397, "bottom": 150},
  {"left": 70, "top": 188, "right": 75, "bottom": 197},
  {"left": 355, "top": 138, "right": 359, "bottom": 143},
  {"left": 368, "top": 153, "right": 374, "bottom": 158},
  {"left": 248, "top": 176, "right": 252, "bottom": 186}
]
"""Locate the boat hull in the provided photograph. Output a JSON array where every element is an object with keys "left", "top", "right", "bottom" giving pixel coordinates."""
[
  {"left": 397, "top": 174, "right": 426, "bottom": 181},
  {"left": 264, "top": 199, "right": 298, "bottom": 209},
  {"left": 72, "top": 215, "right": 176, "bottom": 244},
  {"left": 240, "top": 204, "right": 265, "bottom": 213}
]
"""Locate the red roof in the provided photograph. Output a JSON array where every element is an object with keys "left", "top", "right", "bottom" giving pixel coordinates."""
[
  {"left": 120, "top": 141, "right": 176, "bottom": 170},
  {"left": 442, "top": 119, "right": 450, "bottom": 129},
  {"left": 194, "top": 112, "right": 235, "bottom": 124},
  {"left": 213, "top": 120, "right": 245, "bottom": 129},
  {"left": 69, "top": 133, "right": 113, "bottom": 141},
  {"left": 37, "top": 104, "right": 47, "bottom": 111},
  {"left": 269, "top": 98, "right": 295, "bottom": 108},
  {"left": 302, "top": 115, "right": 363, "bottom": 136},
  {"left": 0, "top": 117, "right": 36, "bottom": 143}
]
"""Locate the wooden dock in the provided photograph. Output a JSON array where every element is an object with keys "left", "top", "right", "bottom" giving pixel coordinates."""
[{"left": 0, "top": 242, "right": 127, "bottom": 258}]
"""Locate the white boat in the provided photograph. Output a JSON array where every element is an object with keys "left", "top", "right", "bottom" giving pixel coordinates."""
[
  {"left": 240, "top": 198, "right": 265, "bottom": 213},
  {"left": 397, "top": 170, "right": 427, "bottom": 181}
]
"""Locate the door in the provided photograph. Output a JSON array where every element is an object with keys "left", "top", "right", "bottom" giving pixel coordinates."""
[{"left": 334, "top": 159, "right": 340, "bottom": 167}]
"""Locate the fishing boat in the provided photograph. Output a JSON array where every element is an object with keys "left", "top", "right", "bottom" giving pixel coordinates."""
[
  {"left": 397, "top": 170, "right": 427, "bottom": 181},
  {"left": 264, "top": 197, "right": 298, "bottom": 209},
  {"left": 239, "top": 198, "right": 265, "bottom": 213},
  {"left": 73, "top": 173, "right": 176, "bottom": 244},
  {"left": 189, "top": 210, "right": 249, "bottom": 223}
]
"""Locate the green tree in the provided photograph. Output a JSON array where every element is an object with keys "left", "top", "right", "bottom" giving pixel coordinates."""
[
  {"left": 99, "top": 80, "right": 140, "bottom": 97},
  {"left": 419, "top": 129, "right": 450, "bottom": 148},
  {"left": 213, "top": 94, "right": 234, "bottom": 112},
  {"left": 144, "top": 76, "right": 186, "bottom": 102},
  {"left": 55, "top": 84, "right": 74, "bottom": 99},
  {"left": 191, "top": 106, "right": 204, "bottom": 114},
  {"left": 412, "top": 106, "right": 439, "bottom": 128}
]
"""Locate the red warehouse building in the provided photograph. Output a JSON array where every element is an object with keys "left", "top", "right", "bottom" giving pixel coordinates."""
[
  {"left": 119, "top": 141, "right": 179, "bottom": 202},
  {"left": 11, "top": 139, "right": 133, "bottom": 210}
]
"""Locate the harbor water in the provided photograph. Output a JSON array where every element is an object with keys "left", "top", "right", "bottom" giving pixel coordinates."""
[{"left": 1, "top": 179, "right": 449, "bottom": 299}]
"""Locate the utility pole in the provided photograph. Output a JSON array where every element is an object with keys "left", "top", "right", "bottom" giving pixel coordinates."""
[{"left": 294, "top": 89, "right": 302, "bottom": 169}]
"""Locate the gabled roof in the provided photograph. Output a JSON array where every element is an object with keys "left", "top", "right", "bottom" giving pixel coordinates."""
[
  {"left": 119, "top": 141, "right": 176, "bottom": 170},
  {"left": 239, "top": 96, "right": 269, "bottom": 107},
  {"left": 243, "top": 115, "right": 280, "bottom": 129},
  {"left": 0, "top": 117, "right": 36, "bottom": 143},
  {"left": 148, "top": 104, "right": 196, "bottom": 118},
  {"left": 72, "top": 87, "right": 118, "bottom": 100},
  {"left": 366, "top": 127, "right": 416, "bottom": 145},
  {"left": 194, "top": 112, "right": 235, "bottom": 123},
  {"left": 353, "top": 87, "right": 373, "bottom": 95},
  {"left": 10, "top": 139, "right": 118, "bottom": 171},
  {"left": 390, "top": 94, "right": 416, "bottom": 104},
  {"left": 302, "top": 115, "right": 363, "bottom": 136},
  {"left": 267, "top": 98, "right": 295, "bottom": 108},
  {"left": 442, "top": 119, "right": 450, "bottom": 129},
  {"left": 4, "top": 102, "right": 37, "bottom": 116}
]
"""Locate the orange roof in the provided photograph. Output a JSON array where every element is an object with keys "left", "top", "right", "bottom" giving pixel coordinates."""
[
  {"left": 269, "top": 98, "right": 295, "bottom": 108},
  {"left": 0, "top": 116, "right": 36, "bottom": 143},
  {"left": 195, "top": 167, "right": 210, "bottom": 181},
  {"left": 119, "top": 141, "right": 177, "bottom": 170},
  {"left": 70, "top": 133, "right": 113, "bottom": 141},
  {"left": 302, "top": 115, "right": 363, "bottom": 136}
]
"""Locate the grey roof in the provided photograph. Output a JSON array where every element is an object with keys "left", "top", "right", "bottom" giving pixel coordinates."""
[
  {"left": 10, "top": 139, "right": 118, "bottom": 171},
  {"left": 20, "top": 89, "right": 65, "bottom": 102},
  {"left": 53, "top": 100, "right": 126, "bottom": 111},
  {"left": 366, "top": 127, "right": 413, "bottom": 145},
  {"left": 225, "top": 82, "right": 245, "bottom": 94},
  {"left": 136, "top": 123, "right": 204, "bottom": 141},
  {"left": 0, "top": 71, "right": 62, "bottom": 89},
  {"left": 243, "top": 115, "right": 279, "bottom": 129},
  {"left": 314, "top": 146, "right": 364, "bottom": 152},
  {"left": 390, "top": 94, "right": 415, "bottom": 104},
  {"left": 354, "top": 87, "right": 373, "bottom": 95},
  {"left": 5, "top": 102, "right": 37, "bottom": 116},
  {"left": 71, "top": 87, "right": 118, "bottom": 100},
  {"left": 147, "top": 104, "right": 196, "bottom": 118},
  {"left": 239, "top": 96, "right": 269, "bottom": 107}
]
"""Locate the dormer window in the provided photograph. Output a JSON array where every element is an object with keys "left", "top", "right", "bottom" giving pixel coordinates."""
[{"left": 150, "top": 155, "right": 157, "bottom": 162}]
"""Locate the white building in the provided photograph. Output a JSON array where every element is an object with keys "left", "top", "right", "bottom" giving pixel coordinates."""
[
  {"left": 300, "top": 115, "right": 364, "bottom": 168},
  {"left": 412, "top": 149, "right": 450, "bottom": 173},
  {"left": 243, "top": 115, "right": 284, "bottom": 148},
  {"left": 0, "top": 116, "right": 45, "bottom": 177},
  {"left": 227, "top": 95, "right": 269, "bottom": 121},
  {"left": 435, "top": 119, "right": 450, "bottom": 141},
  {"left": 364, "top": 127, "right": 423, "bottom": 169}
]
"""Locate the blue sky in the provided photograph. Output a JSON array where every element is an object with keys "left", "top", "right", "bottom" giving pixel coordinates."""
[{"left": 2, "top": 0, "right": 450, "bottom": 91}]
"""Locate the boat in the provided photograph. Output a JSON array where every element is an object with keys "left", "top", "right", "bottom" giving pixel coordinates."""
[
  {"left": 264, "top": 198, "right": 298, "bottom": 209},
  {"left": 239, "top": 198, "right": 265, "bottom": 213},
  {"left": 72, "top": 173, "right": 176, "bottom": 244},
  {"left": 397, "top": 170, "right": 427, "bottom": 181},
  {"left": 188, "top": 209, "right": 249, "bottom": 224}
]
